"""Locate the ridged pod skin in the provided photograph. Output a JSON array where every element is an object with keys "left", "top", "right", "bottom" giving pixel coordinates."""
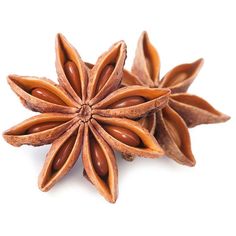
[
  {"left": 3, "top": 33, "right": 170, "bottom": 203},
  {"left": 122, "top": 31, "right": 230, "bottom": 166}
]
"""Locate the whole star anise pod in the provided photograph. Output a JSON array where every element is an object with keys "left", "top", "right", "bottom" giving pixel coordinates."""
[
  {"left": 3, "top": 34, "right": 170, "bottom": 202},
  {"left": 122, "top": 31, "right": 230, "bottom": 166}
]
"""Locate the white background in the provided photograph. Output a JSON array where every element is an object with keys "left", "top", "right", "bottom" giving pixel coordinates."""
[{"left": 0, "top": 0, "right": 235, "bottom": 235}]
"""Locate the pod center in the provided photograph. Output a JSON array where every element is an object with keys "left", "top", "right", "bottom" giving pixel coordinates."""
[{"left": 78, "top": 105, "right": 92, "bottom": 122}]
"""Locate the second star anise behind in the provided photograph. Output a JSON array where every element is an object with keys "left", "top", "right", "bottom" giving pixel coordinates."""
[
  {"left": 3, "top": 34, "right": 170, "bottom": 203},
  {"left": 122, "top": 31, "right": 230, "bottom": 165}
]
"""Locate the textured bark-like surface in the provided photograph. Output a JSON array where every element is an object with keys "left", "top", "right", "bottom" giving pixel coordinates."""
[{"left": 169, "top": 94, "right": 230, "bottom": 127}]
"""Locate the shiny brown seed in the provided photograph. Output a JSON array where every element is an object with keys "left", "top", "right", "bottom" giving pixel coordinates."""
[
  {"left": 90, "top": 138, "right": 108, "bottom": 177},
  {"left": 108, "top": 96, "right": 146, "bottom": 109},
  {"left": 64, "top": 61, "right": 82, "bottom": 97},
  {"left": 27, "top": 121, "right": 64, "bottom": 134},
  {"left": 103, "top": 125, "right": 141, "bottom": 147},
  {"left": 96, "top": 64, "right": 114, "bottom": 93},
  {"left": 31, "top": 88, "right": 66, "bottom": 106},
  {"left": 52, "top": 135, "right": 76, "bottom": 171},
  {"left": 165, "top": 119, "right": 181, "bottom": 147}
]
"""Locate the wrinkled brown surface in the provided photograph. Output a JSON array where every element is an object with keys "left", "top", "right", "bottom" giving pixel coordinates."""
[
  {"left": 3, "top": 33, "right": 170, "bottom": 203},
  {"left": 169, "top": 94, "right": 230, "bottom": 127}
]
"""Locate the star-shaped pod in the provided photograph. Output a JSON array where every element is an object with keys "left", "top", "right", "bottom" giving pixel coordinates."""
[
  {"left": 3, "top": 34, "right": 170, "bottom": 202},
  {"left": 122, "top": 31, "right": 230, "bottom": 166}
]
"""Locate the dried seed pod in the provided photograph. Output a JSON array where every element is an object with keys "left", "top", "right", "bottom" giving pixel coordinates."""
[
  {"left": 3, "top": 113, "right": 77, "bottom": 146},
  {"left": 93, "top": 86, "right": 170, "bottom": 119},
  {"left": 169, "top": 94, "right": 230, "bottom": 127},
  {"left": 39, "top": 123, "right": 84, "bottom": 191},
  {"left": 155, "top": 106, "right": 195, "bottom": 166},
  {"left": 83, "top": 123, "right": 118, "bottom": 203},
  {"left": 123, "top": 30, "right": 230, "bottom": 166},
  {"left": 7, "top": 75, "right": 78, "bottom": 113},
  {"left": 122, "top": 113, "right": 156, "bottom": 162},
  {"left": 132, "top": 31, "right": 160, "bottom": 87},
  {"left": 3, "top": 33, "right": 170, "bottom": 203},
  {"left": 92, "top": 115, "right": 164, "bottom": 158},
  {"left": 88, "top": 41, "right": 127, "bottom": 104},
  {"left": 159, "top": 59, "right": 204, "bottom": 93},
  {"left": 56, "top": 33, "right": 88, "bottom": 103}
]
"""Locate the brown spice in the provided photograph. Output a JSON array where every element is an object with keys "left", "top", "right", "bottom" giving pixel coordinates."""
[
  {"left": 122, "top": 31, "right": 230, "bottom": 166},
  {"left": 3, "top": 33, "right": 170, "bottom": 203}
]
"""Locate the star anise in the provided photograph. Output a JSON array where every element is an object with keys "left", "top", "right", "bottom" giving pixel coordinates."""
[
  {"left": 3, "top": 34, "right": 170, "bottom": 202},
  {"left": 122, "top": 31, "right": 230, "bottom": 166}
]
